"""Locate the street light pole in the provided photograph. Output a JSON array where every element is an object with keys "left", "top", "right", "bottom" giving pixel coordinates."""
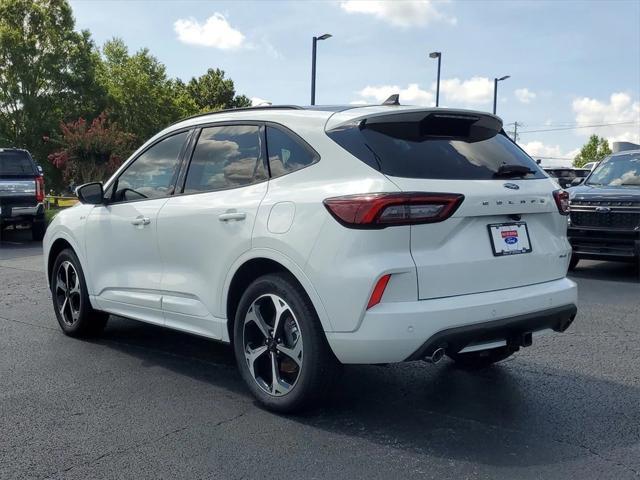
[
  {"left": 311, "top": 33, "right": 332, "bottom": 105},
  {"left": 429, "top": 51, "right": 441, "bottom": 107},
  {"left": 493, "top": 75, "right": 510, "bottom": 114}
]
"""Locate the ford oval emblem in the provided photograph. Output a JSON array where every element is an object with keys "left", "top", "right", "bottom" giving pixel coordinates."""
[
  {"left": 595, "top": 206, "right": 611, "bottom": 213},
  {"left": 505, "top": 236, "right": 518, "bottom": 245},
  {"left": 504, "top": 183, "right": 520, "bottom": 190}
]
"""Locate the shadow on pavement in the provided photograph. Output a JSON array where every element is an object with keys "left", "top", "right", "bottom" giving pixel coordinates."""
[
  {"left": 569, "top": 260, "right": 638, "bottom": 284},
  {"left": 98, "top": 316, "right": 640, "bottom": 471}
]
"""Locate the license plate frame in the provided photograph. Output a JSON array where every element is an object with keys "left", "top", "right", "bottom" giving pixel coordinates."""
[{"left": 487, "top": 221, "right": 532, "bottom": 257}]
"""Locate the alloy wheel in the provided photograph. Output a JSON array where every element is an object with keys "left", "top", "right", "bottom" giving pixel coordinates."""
[
  {"left": 55, "top": 261, "right": 81, "bottom": 326},
  {"left": 243, "top": 294, "right": 303, "bottom": 397}
]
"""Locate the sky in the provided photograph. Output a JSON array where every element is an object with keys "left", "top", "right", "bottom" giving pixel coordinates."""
[{"left": 69, "top": 0, "right": 640, "bottom": 167}]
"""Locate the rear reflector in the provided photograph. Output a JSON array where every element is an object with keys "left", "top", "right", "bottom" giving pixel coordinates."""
[
  {"left": 553, "top": 189, "right": 570, "bottom": 215},
  {"left": 367, "top": 274, "right": 391, "bottom": 310},
  {"left": 323, "top": 192, "right": 464, "bottom": 228}
]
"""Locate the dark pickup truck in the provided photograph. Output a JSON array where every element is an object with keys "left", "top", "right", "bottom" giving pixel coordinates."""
[
  {"left": 567, "top": 150, "right": 640, "bottom": 275},
  {"left": 0, "top": 148, "right": 46, "bottom": 240}
]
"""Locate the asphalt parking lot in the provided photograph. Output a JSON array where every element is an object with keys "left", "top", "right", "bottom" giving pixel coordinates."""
[{"left": 1, "top": 228, "right": 639, "bottom": 480}]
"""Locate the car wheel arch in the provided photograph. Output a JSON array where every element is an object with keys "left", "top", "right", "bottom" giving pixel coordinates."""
[
  {"left": 47, "top": 238, "right": 75, "bottom": 285},
  {"left": 223, "top": 251, "right": 334, "bottom": 343}
]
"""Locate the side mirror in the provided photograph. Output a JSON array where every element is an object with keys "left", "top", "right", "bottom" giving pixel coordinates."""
[
  {"left": 36, "top": 165, "right": 43, "bottom": 175},
  {"left": 570, "top": 178, "right": 584, "bottom": 186},
  {"left": 76, "top": 182, "right": 104, "bottom": 205}
]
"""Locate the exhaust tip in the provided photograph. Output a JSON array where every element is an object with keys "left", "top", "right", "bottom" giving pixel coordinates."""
[{"left": 424, "top": 347, "right": 445, "bottom": 364}]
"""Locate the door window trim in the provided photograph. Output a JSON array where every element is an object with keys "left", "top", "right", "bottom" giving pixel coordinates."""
[
  {"left": 264, "top": 122, "right": 320, "bottom": 178},
  {"left": 104, "top": 128, "right": 194, "bottom": 206},
  {"left": 175, "top": 121, "right": 269, "bottom": 197}
]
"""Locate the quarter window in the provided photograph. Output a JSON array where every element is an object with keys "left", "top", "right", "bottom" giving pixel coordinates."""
[
  {"left": 266, "top": 126, "right": 317, "bottom": 178},
  {"left": 111, "top": 131, "right": 189, "bottom": 203},
  {"left": 184, "top": 125, "right": 266, "bottom": 193}
]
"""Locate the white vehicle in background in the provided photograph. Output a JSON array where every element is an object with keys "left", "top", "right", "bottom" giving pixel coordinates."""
[
  {"left": 44, "top": 103, "right": 578, "bottom": 412},
  {"left": 583, "top": 161, "right": 598, "bottom": 170}
]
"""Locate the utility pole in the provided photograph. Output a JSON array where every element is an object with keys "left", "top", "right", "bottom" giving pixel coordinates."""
[{"left": 506, "top": 121, "right": 521, "bottom": 142}]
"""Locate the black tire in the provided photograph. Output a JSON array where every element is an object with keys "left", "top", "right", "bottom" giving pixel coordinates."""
[
  {"left": 447, "top": 346, "right": 515, "bottom": 369},
  {"left": 31, "top": 221, "right": 46, "bottom": 241},
  {"left": 568, "top": 254, "right": 579, "bottom": 271},
  {"left": 233, "top": 273, "right": 340, "bottom": 413},
  {"left": 51, "top": 248, "right": 108, "bottom": 337}
]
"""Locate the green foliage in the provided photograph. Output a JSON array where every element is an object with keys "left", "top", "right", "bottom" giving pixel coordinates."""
[
  {"left": 573, "top": 134, "right": 612, "bottom": 168},
  {"left": 96, "top": 39, "right": 186, "bottom": 142},
  {"left": 186, "top": 68, "right": 251, "bottom": 112},
  {"left": 0, "top": 0, "right": 105, "bottom": 156},
  {"left": 0, "top": 1, "right": 252, "bottom": 188},
  {"left": 47, "top": 112, "right": 136, "bottom": 185}
]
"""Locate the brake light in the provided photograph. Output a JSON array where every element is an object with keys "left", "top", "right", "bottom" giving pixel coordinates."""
[
  {"left": 323, "top": 192, "right": 464, "bottom": 228},
  {"left": 35, "top": 176, "right": 45, "bottom": 203},
  {"left": 367, "top": 274, "right": 391, "bottom": 310},
  {"left": 553, "top": 189, "right": 570, "bottom": 215}
]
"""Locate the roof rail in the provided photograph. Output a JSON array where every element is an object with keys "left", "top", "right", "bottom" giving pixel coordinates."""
[{"left": 170, "top": 105, "right": 304, "bottom": 126}]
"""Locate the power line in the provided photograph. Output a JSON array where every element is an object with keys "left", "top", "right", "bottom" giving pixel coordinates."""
[{"left": 519, "top": 121, "right": 639, "bottom": 134}]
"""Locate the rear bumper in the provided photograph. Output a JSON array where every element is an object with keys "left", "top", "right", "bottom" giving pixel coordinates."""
[
  {"left": 325, "top": 277, "right": 577, "bottom": 364},
  {"left": 568, "top": 227, "right": 640, "bottom": 261},
  {"left": 0, "top": 202, "right": 44, "bottom": 223}
]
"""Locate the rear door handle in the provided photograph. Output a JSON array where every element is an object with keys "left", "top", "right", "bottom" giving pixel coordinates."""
[
  {"left": 131, "top": 216, "right": 151, "bottom": 226},
  {"left": 218, "top": 211, "right": 247, "bottom": 222}
]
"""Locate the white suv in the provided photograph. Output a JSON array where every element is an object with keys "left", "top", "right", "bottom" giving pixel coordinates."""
[{"left": 44, "top": 105, "right": 578, "bottom": 412}]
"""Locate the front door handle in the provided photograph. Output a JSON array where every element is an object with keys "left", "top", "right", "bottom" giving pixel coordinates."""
[
  {"left": 131, "top": 216, "right": 151, "bottom": 226},
  {"left": 218, "top": 211, "right": 247, "bottom": 222}
]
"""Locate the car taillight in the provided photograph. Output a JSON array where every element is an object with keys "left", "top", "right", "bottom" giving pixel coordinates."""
[
  {"left": 35, "top": 176, "right": 45, "bottom": 203},
  {"left": 323, "top": 192, "right": 464, "bottom": 228},
  {"left": 553, "top": 189, "right": 570, "bottom": 215}
]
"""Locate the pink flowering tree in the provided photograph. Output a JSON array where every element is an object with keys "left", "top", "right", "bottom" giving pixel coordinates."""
[{"left": 47, "top": 112, "right": 136, "bottom": 186}]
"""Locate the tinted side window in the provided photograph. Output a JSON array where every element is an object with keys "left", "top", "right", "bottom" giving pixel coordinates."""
[
  {"left": 266, "top": 126, "right": 318, "bottom": 178},
  {"left": 184, "top": 125, "right": 266, "bottom": 193},
  {"left": 112, "top": 131, "right": 189, "bottom": 203}
]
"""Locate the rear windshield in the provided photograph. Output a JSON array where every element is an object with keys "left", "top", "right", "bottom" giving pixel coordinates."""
[
  {"left": 0, "top": 150, "right": 35, "bottom": 176},
  {"left": 327, "top": 122, "right": 544, "bottom": 180}
]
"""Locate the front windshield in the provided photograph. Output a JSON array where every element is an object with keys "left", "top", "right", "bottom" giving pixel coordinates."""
[{"left": 586, "top": 153, "right": 640, "bottom": 187}]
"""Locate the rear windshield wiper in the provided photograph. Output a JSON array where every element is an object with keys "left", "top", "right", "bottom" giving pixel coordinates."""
[{"left": 493, "top": 164, "right": 535, "bottom": 178}]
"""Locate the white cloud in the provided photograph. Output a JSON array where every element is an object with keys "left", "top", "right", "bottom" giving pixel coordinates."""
[
  {"left": 352, "top": 77, "right": 498, "bottom": 107},
  {"left": 439, "top": 77, "right": 494, "bottom": 105},
  {"left": 520, "top": 141, "right": 579, "bottom": 167},
  {"left": 174, "top": 13, "right": 245, "bottom": 49},
  {"left": 340, "top": 0, "right": 457, "bottom": 27},
  {"left": 572, "top": 92, "right": 640, "bottom": 145},
  {"left": 250, "top": 97, "right": 271, "bottom": 106},
  {"left": 355, "top": 83, "right": 435, "bottom": 106},
  {"left": 515, "top": 88, "right": 536, "bottom": 104}
]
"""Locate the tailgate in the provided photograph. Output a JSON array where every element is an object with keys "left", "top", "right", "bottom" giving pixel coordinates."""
[{"left": 393, "top": 177, "right": 570, "bottom": 299}]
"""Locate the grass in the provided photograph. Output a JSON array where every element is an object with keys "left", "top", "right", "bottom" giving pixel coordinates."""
[{"left": 45, "top": 209, "right": 61, "bottom": 225}]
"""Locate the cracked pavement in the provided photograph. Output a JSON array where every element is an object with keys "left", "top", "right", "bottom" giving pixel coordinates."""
[{"left": 1, "top": 228, "right": 639, "bottom": 479}]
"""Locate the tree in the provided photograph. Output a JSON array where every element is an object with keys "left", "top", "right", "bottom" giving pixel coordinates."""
[
  {"left": 186, "top": 68, "right": 251, "bottom": 112},
  {"left": 97, "top": 39, "right": 187, "bottom": 142},
  {"left": 573, "top": 134, "right": 612, "bottom": 168},
  {"left": 0, "top": 0, "right": 105, "bottom": 188},
  {"left": 47, "top": 112, "right": 136, "bottom": 186}
]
